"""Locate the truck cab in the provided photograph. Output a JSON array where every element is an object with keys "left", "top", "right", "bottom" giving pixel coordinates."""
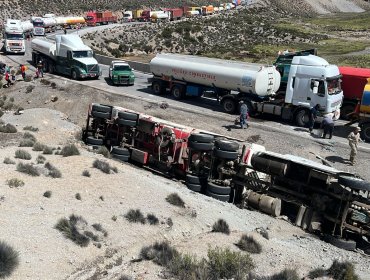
[
  {"left": 122, "top": 11, "right": 133, "bottom": 22},
  {"left": 3, "top": 19, "right": 26, "bottom": 55},
  {"left": 109, "top": 61, "right": 135, "bottom": 86}
]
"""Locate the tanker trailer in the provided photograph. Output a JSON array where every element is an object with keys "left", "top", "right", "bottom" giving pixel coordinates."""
[{"left": 149, "top": 53, "right": 343, "bottom": 127}]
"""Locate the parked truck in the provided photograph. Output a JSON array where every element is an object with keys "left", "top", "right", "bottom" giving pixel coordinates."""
[
  {"left": 2, "top": 19, "right": 25, "bottom": 54},
  {"left": 151, "top": 11, "right": 170, "bottom": 23},
  {"left": 132, "top": 10, "right": 143, "bottom": 21},
  {"left": 31, "top": 34, "right": 101, "bottom": 80},
  {"left": 21, "top": 20, "right": 34, "bottom": 38},
  {"left": 122, "top": 11, "right": 133, "bottom": 22},
  {"left": 201, "top": 5, "right": 214, "bottom": 16},
  {"left": 83, "top": 102, "right": 370, "bottom": 253},
  {"left": 85, "top": 11, "right": 117, "bottom": 26},
  {"left": 149, "top": 53, "right": 343, "bottom": 127},
  {"left": 163, "top": 8, "right": 184, "bottom": 21}
]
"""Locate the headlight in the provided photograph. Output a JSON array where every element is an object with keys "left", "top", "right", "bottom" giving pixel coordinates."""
[
  {"left": 130, "top": 74, "right": 135, "bottom": 78},
  {"left": 80, "top": 68, "right": 86, "bottom": 73},
  {"left": 113, "top": 75, "right": 117, "bottom": 78}
]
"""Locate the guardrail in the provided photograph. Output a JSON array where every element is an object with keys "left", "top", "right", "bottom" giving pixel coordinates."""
[{"left": 95, "top": 54, "right": 151, "bottom": 73}]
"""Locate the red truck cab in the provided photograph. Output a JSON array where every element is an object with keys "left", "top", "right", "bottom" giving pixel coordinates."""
[{"left": 339, "top": 66, "right": 370, "bottom": 119}]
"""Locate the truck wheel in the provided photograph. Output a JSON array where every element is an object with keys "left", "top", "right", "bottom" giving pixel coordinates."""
[
  {"left": 206, "top": 190, "right": 230, "bottom": 202},
  {"left": 111, "top": 147, "right": 130, "bottom": 156},
  {"left": 214, "top": 149, "right": 239, "bottom": 160},
  {"left": 71, "top": 70, "right": 78, "bottom": 80},
  {"left": 48, "top": 62, "right": 55, "bottom": 74},
  {"left": 188, "top": 141, "right": 214, "bottom": 151},
  {"left": 222, "top": 98, "right": 237, "bottom": 114},
  {"left": 118, "top": 111, "right": 138, "bottom": 121},
  {"left": 360, "top": 123, "right": 370, "bottom": 143},
  {"left": 323, "top": 235, "right": 356, "bottom": 251},
  {"left": 92, "top": 104, "right": 111, "bottom": 113},
  {"left": 338, "top": 175, "right": 370, "bottom": 191},
  {"left": 171, "top": 85, "right": 184, "bottom": 100},
  {"left": 188, "top": 133, "right": 214, "bottom": 143},
  {"left": 86, "top": 136, "right": 103, "bottom": 146},
  {"left": 215, "top": 139, "right": 239, "bottom": 152},
  {"left": 295, "top": 108, "right": 310, "bottom": 127},
  {"left": 152, "top": 81, "right": 165, "bottom": 95},
  {"left": 187, "top": 183, "right": 202, "bottom": 192},
  {"left": 207, "top": 181, "right": 231, "bottom": 195},
  {"left": 340, "top": 103, "right": 356, "bottom": 120}
]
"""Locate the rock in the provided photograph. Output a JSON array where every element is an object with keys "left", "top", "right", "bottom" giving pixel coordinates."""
[{"left": 51, "top": 96, "right": 58, "bottom": 102}]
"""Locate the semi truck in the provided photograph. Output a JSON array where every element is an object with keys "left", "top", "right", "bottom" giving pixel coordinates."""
[
  {"left": 20, "top": 20, "right": 34, "bottom": 38},
  {"left": 201, "top": 5, "right": 214, "bottom": 15},
  {"left": 85, "top": 11, "right": 117, "bottom": 26},
  {"left": 122, "top": 11, "right": 133, "bottom": 22},
  {"left": 151, "top": 11, "right": 170, "bottom": 23},
  {"left": 2, "top": 19, "right": 25, "bottom": 54},
  {"left": 163, "top": 8, "right": 184, "bottom": 21},
  {"left": 83, "top": 102, "right": 370, "bottom": 253},
  {"left": 149, "top": 53, "right": 343, "bottom": 127},
  {"left": 31, "top": 34, "right": 101, "bottom": 80}
]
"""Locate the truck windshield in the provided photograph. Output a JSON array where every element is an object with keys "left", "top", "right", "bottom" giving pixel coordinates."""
[
  {"left": 72, "top": 51, "right": 93, "bottom": 58},
  {"left": 326, "top": 78, "right": 341, "bottom": 95},
  {"left": 5, "top": 33, "right": 24, "bottom": 40},
  {"left": 86, "top": 16, "right": 94, "bottom": 20},
  {"left": 33, "top": 22, "right": 44, "bottom": 27},
  {"left": 114, "top": 65, "right": 131, "bottom": 71}
]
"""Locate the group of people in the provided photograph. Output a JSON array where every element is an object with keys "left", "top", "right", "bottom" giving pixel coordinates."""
[
  {"left": 2, "top": 60, "right": 44, "bottom": 87},
  {"left": 309, "top": 104, "right": 363, "bottom": 165}
]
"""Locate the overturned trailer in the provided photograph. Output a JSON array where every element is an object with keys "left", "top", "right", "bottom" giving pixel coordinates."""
[{"left": 83, "top": 103, "right": 370, "bottom": 252}]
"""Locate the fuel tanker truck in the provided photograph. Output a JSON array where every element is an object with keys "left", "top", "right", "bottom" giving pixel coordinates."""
[
  {"left": 31, "top": 34, "right": 101, "bottom": 80},
  {"left": 149, "top": 53, "right": 343, "bottom": 127}
]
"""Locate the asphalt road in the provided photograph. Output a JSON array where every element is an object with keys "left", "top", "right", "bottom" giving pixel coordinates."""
[{"left": 5, "top": 24, "right": 370, "bottom": 153}]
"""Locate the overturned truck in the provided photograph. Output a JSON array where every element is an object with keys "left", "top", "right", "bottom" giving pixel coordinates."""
[{"left": 83, "top": 103, "right": 370, "bottom": 252}]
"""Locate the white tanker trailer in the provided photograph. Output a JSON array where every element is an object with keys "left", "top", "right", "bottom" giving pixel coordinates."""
[{"left": 149, "top": 53, "right": 343, "bottom": 127}]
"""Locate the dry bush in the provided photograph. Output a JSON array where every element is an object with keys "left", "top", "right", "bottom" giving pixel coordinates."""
[
  {"left": 82, "top": 170, "right": 91, "bottom": 177},
  {"left": 259, "top": 269, "right": 300, "bottom": 280},
  {"left": 166, "top": 193, "right": 185, "bottom": 208},
  {"left": 25, "top": 85, "right": 35, "bottom": 93},
  {"left": 15, "top": 150, "right": 32, "bottom": 160},
  {"left": 32, "top": 142, "right": 46, "bottom": 151},
  {"left": 125, "top": 209, "right": 146, "bottom": 224},
  {"left": 0, "top": 123, "right": 17, "bottom": 133},
  {"left": 212, "top": 219, "right": 230, "bottom": 235},
  {"left": 308, "top": 260, "right": 359, "bottom": 280},
  {"left": 236, "top": 234, "right": 262, "bottom": 254},
  {"left": 3, "top": 157, "right": 15, "bottom": 164},
  {"left": 19, "top": 138, "right": 35, "bottom": 147},
  {"left": 36, "top": 155, "right": 46, "bottom": 164},
  {"left": 55, "top": 215, "right": 90, "bottom": 247},
  {"left": 140, "top": 241, "right": 179, "bottom": 267},
  {"left": 75, "top": 193, "right": 82, "bottom": 200},
  {"left": 93, "top": 159, "right": 116, "bottom": 174},
  {"left": 42, "top": 146, "right": 53, "bottom": 154},
  {"left": 96, "top": 146, "right": 110, "bottom": 158},
  {"left": 6, "top": 178, "right": 25, "bottom": 188},
  {"left": 16, "top": 162, "right": 39, "bottom": 176},
  {"left": 43, "top": 191, "right": 52, "bottom": 198},
  {"left": 0, "top": 241, "right": 19, "bottom": 278},
  {"left": 23, "top": 132, "right": 36, "bottom": 142},
  {"left": 23, "top": 126, "right": 39, "bottom": 132},
  {"left": 147, "top": 213, "right": 159, "bottom": 225},
  {"left": 60, "top": 144, "right": 80, "bottom": 157},
  {"left": 44, "top": 162, "right": 62, "bottom": 178}
]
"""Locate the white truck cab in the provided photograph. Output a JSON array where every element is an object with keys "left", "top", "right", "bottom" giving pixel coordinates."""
[{"left": 3, "top": 19, "right": 25, "bottom": 54}]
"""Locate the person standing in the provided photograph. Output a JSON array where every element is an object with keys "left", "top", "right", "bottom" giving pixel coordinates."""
[
  {"left": 348, "top": 127, "right": 362, "bottom": 165},
  {"left": 5, "top": 71, "right": 12, "bottom": 87},
  {"left": 321, "top": 114, "right": 334, "bottom": 139},
  {"left": 239, "top": 100, "right": 249, "bottom": 129},
  {"left": 36, "top": 60, "right": 44, "bottom": 78},
  {"left": 20, "top": 64, "right": 26, "bottom": 80},
  {"left": 309, "top": 104, "right": 320, "bottom": 133}
]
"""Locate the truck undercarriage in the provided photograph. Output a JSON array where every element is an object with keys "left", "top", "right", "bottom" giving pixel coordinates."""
[{"left": 83, "top": 103, "right": 370, "bottom": 254}]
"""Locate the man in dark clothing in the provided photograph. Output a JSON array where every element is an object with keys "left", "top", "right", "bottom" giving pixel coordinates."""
[
  {"left": 309, "top": 104, "right": 320, "bottom": 133},
  {"left": 321, "top": 114, "right": 334, "bottom": 139},
  {"left": 239, "top": 100, "right": 249, "bottom": 129},
  {"left": 36, "top": 60, "right": 44, "bottom": 78}
]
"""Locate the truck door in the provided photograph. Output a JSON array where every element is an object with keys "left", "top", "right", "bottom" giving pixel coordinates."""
[{"left": 309, "top": 79, "right": 326, "bottom": 109}]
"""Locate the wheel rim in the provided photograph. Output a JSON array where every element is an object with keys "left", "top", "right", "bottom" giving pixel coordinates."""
[
  {"left": 72, "top": 71, "right": 76, "bottom": 79},
  {"left": 172, "top": 87, "right": 181, "bottom": 99},
  {"left": 153, "top": 83, "right": 160, "bottom": 94},
  {"left": 224, "top": 100, "right": 235, "bottom": 113},
  {"left": 362, "top": 125, "right": 370, "bottom": 142},
  {"left": 297, "top": 110, "right": 309, "bottom": 126}
]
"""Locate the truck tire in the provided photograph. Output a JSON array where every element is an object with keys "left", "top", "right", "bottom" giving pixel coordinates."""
[
  {"left": 340, "top": 103, "right": 356, "bottom": 120},
  {"left": 152, "top": 81, "right": 165, "bottom": 95},
  {"left": 324, "top": 235, "right": 356, "bottom": 251},
  {"left": 187, "top": 183, "right": 202, "bottom": 192},
  {"left": 188, "top": 133, "right": 214, "bottom": 143},
  {"left": 111, "top": 146, "right": 130, "bottom": 156},
  {"left": 71, "top": 70, "right": 78, "bottom": 80},
  {"left": 91, "top": 111, "right": 110, "bottom": 119},
  {"left": 221, "top": 98, "right": 237, "bottom": 114},
  {"left": 206, "top": 190, "right": 230, "bottom": 202},
  {"left": 295, "top": 108, "right": 310, "bottom": 127},
  {"left": 86, "top": 136, "right": 103, "bottom": 146},
  {"left": 112, "top": 154, "right": 130, "bottom": 162},
  {"left": 360, "top": 122, "right": 370, "bottom": 143},
  {"left": 171, "top": 85, "right": 184, "bottom": 100},
  {"left": 186, "top": 174, "right": 206, "bottom": 185},
  {"left": 92, "top": 104, "right": 111, "bottom": 113},
  {"left": 117, "top": 119, "right": 137, "bottom": 127},
  {"left": 48, "top": 62, "right": 55, "bottom": 74},
  {"left": 214, "top": 149, "right": 239, "bottom": 160},
  {"left": 118, "top": 111, "right": 138, "bottom": 121},
  {"left": 188, "top": 141, "right": 213, "bottom": 151},
  {"left": 338, "top": 175, "right": 370, "bottom": 191},
  {"left": 207, "top": 181, "right": 231, "bottom": 195},
  {"left": 214, "top": 139, "right": 239, "bottom": 152}
]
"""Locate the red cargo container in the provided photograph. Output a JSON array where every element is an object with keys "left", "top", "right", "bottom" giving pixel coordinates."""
[
  {"left": 85, "top": 11, "right": 117, "bottom": 26},
  {"left": 163, "top": 8, "right": 184, "bottom": 20},
  {"left": 339, "top": 66, "right": 370, "bottom": 119}
]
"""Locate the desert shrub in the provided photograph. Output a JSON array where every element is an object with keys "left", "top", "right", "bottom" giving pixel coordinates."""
[
  {"left": 167, "top": 253, "right": 204, "bottom": 280},
  {"left": 111, "top": 166, "right": 118, "bottom": 173},
  {"left": 96, "top": 146, "right": 110, "bottom": 158},
  {"left": 50, "top": 82, "right": 56, "bottom": 89},
  {"left": 147, "top": 213, "right": 159, "bottom": 225},
  {"left": 0, "top": 124, "right": 17, "bottom": 133},
  {"left": 36, "top": 155, "right": 46, "bottom": 164},
  {"left": 166, "top": 193, "right": 185, "bottom": 208},
  {"left": 92, "top": 223, "right": 108, "bottom": 237},
  {"left": 140, "top": 241, "right": 179, "bottom": 266},
  {"left": 60, "top": 144, "right": 80, "bottom": 157},
  {"left": 125, "top": 209, "right": 146, "bottom": 224},
  {"left": 25, "top": 85, "right": 35, "bottom": 93},
  {"left": 23, "top": 132, "right": 36, "bottom": 142},
  {"left": 43, "top": 191, "right": 52, "bottom": 198},
  {"left": 24, "top": 75, "right": 32, "bottom": 82},
  {"left": 207, "top": 247, "right": 254, "bottom": 280},
  {"left": 75, "top": 193, "right": 81, "bottom": 200},
  {"left": 42, "top": 146, "right": 53, "bottom": 154},
  {"left": 6, "top": 178, "right": 25, "bottom": 188},
  {"left": 9, "top": 97, "right": 14, "bottom": 102},
  {"left": 44, "top": 162, "right": 62, "bottom": 178},
  {"left": 99, "top": 196, "right": 104, "bottom": 201},
  {"left": 328, "top": 260, "right": 359, "bottom": 280},
  {"left": 0, "top": 241, "right": 19, "bottom": 278},
  {"left": 55, "top": 215, "right": 90, "bottom": 247},
  {"left": 23, "top": 126, "right": 39, "bottom": 132},
  {"left": 40, "top": 79, "right": 50, "bottom": 85},
  {"left": 14, "top": 150, "right": 31, "bottom": 160},
  {"left": 16, "top": 162, "right": 39, "bottom": 176},
  {"left": 32, "top": 142, "right": 46, "bottom": 151},
  {"left": 82, "top": 170, "right": 91, "bottom": 177},
  {"left": 93, "top": 159, "right": 116, "bottom": 174},
  {"left": 263, "top": 269, "right": 300, "bottom": 280},
  {"left": 3, "top": 157, "right": 15, "bottom": 164},
  {"left": 19, "top": 138, "right": 35, "bottom": 147},
  {"left": 236, "top": 234, "right": 262, "bottom": 254},
  {"left": 2, "top": 102, "right": 14, "bottom": 111},
  {"left": 111, "top": 215, "right": 117, "bottom": 222},
  {"left": 83, "top": 231, "right": 99, "bottom": 242},
  {"left": 212, "top": 219, "right": 230, "bottom": 235}
]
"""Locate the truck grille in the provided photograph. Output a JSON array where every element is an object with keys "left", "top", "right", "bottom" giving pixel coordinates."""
[
  {"left": 119, "top": 76, "right": 130, "bottom": 84},
  {"left": 10, "top": 43, "right": 21, "bottom": 46},
  {"left": 86, "top": 64, "right": 98, "bottom": 73}
]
